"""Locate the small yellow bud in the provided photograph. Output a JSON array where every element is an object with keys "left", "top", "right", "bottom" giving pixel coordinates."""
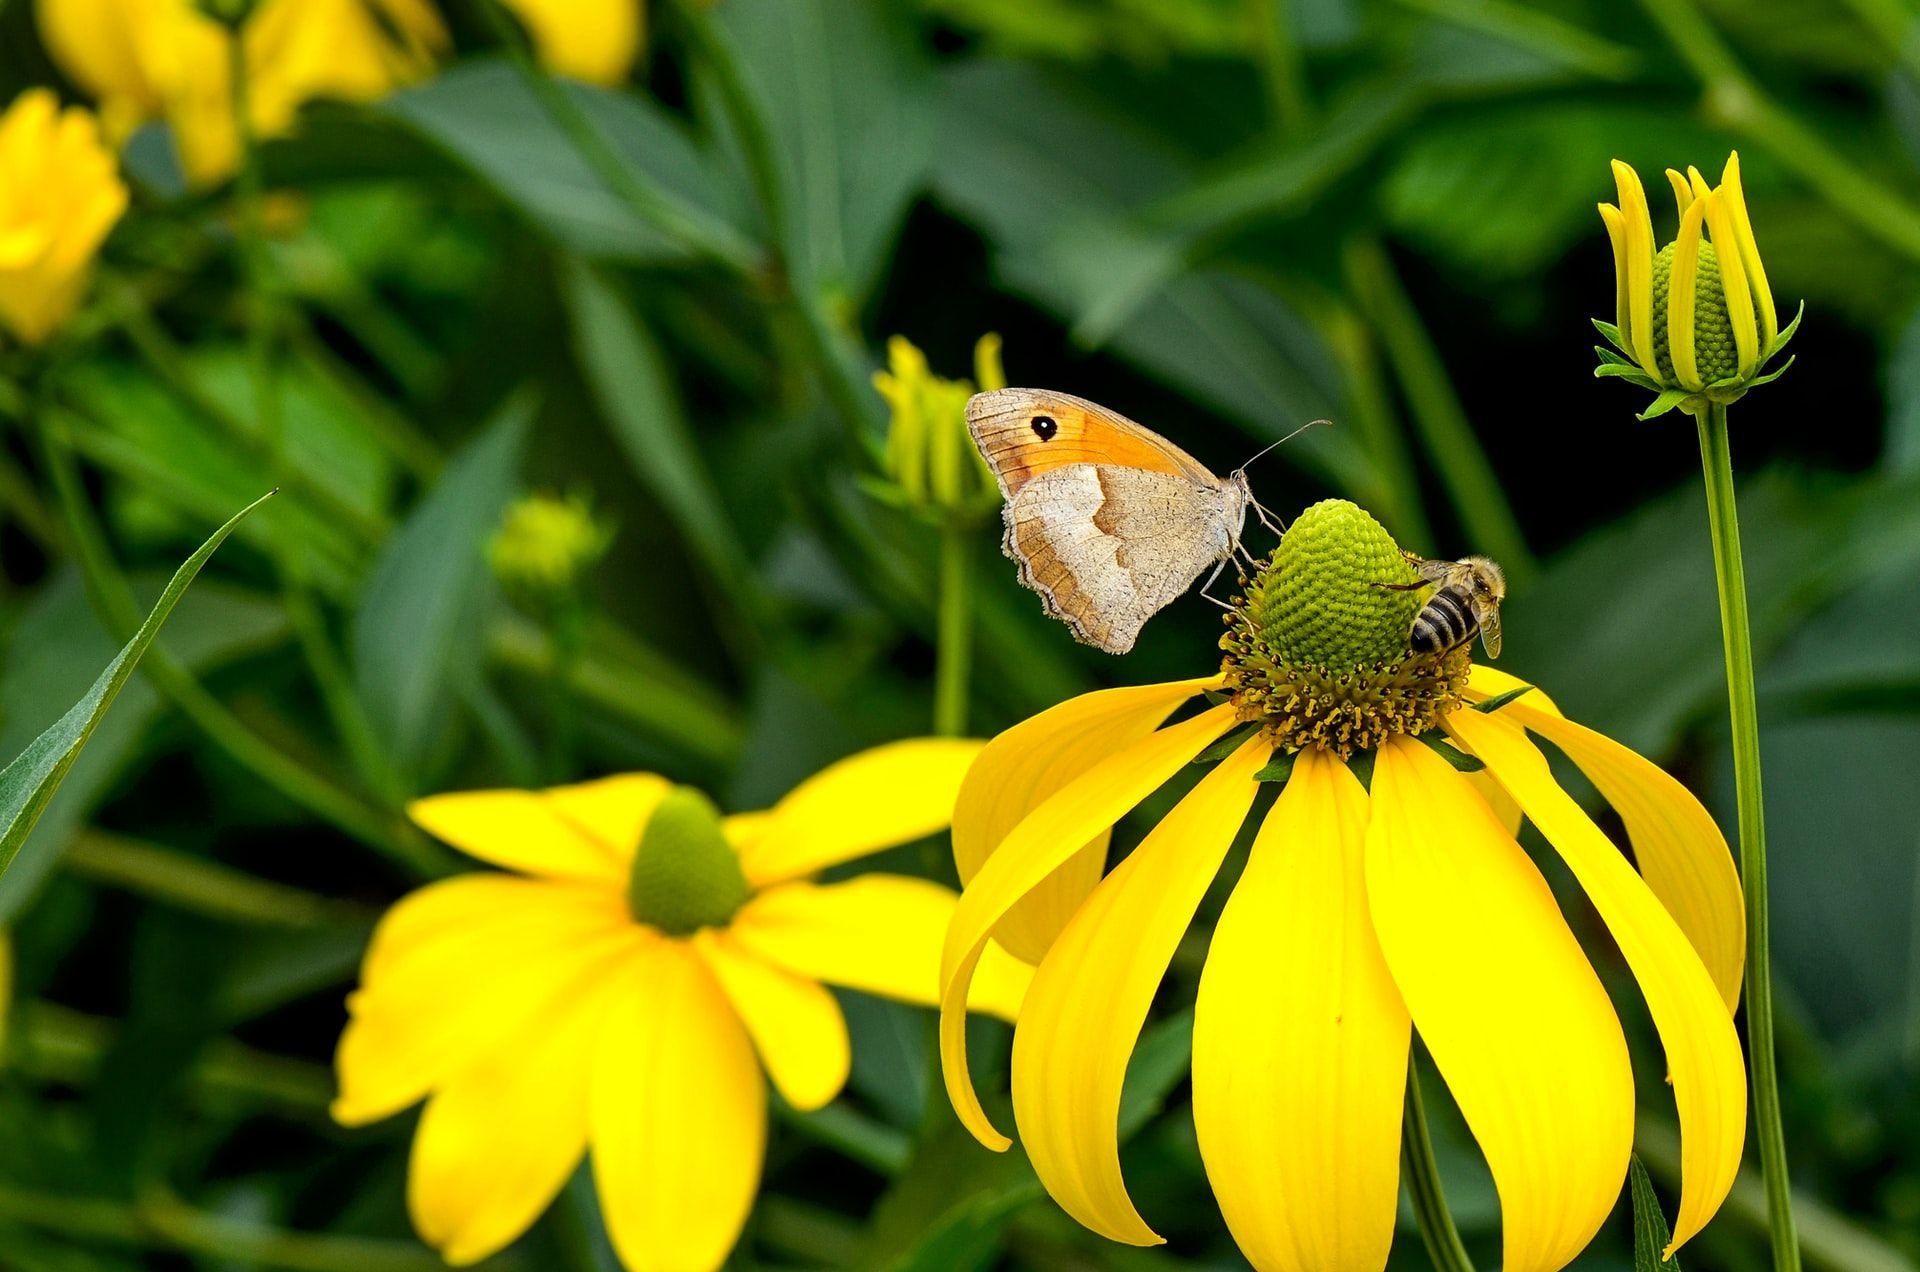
[
  {"left": 0, "top": 90, "right": 127, "bottom": 347},
  {"left": 872, "top": 334, "right": 1001, "bottom": 524},
  {"left": 488, "top": 492, "right": 612, "bottom": 608}
]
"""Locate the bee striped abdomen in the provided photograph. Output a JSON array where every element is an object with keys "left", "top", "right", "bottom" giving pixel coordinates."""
[{"left": 1409, "top": 587, "right": 1478, "bottom": 654}]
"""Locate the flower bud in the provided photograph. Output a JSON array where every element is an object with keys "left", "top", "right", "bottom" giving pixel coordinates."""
[
  {"left": 488, "top": 492, "right": 612, "bottom": 610},
  {"left": 1596, "top": 152, "right": 1799, "bottom": 419},
  {"left": 873, "top": 334, "right": 1002, "bottom": 525},
  {"left": 0, "top": 90, "right": 127, "bottom": 347}
]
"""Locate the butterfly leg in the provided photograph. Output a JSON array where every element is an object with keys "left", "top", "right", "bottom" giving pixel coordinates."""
[
  {"left": 1249, "top": 497, "right": 1287, "bottom": 539},
  {"left": 1198, "top": 554, "right": 1237, "bottom": 610}
]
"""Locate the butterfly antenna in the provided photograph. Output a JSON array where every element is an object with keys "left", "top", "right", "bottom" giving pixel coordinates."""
[{"left": 1230, "top": 417, "right": 1332, "bottom": 480}]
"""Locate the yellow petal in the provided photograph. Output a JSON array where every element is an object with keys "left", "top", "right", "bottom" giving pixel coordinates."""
[
  {"left": 953, "top": 677, "right": 1220, "bottom": 963},
  {"left": 940, "top": 703, "right": 1238, "bottom": 1150},
  {"left": 1687, "top": 166, "right": 1713, "bottom": 203},
  {"left": 1665, "top": 168, "right": 1694, "bottom": 220},
  {"left": 740, "top": 739, "right": 985, "bottom": 886},
  {"left": 335, "top": 882, "right": 637, "bottom": 1126},
  {"left": 498, "top": 0, "right": 642, "bottom": 86},
  {"left": 732, "top": 876, "right": 1029, "bottom": 1021},
  {"left": 694, "top": 929, "right": 850, "bottom": 1113},
  {"left": 1014, "top": 737, "right": 1269, "bottom": 1245},
  {"left": 591, "top": 940, "right": 765, "bottom": 1272},
  {"left": 1467, "top": 664, "right": 1561, "bottom": 714},
  {"left": 1366, "top": 737, "right": 1633, "bottom": 1272},
  {"left": 409, "top": 775, "right": 673, "bottom": 884},
  {"left": 1668, "top": 197, "right": 1708, "bottom": 391},
  {"left": 1501, "top": 699, "right": 1745, "bottom": 1010},
  {"left": 1598, "top": 203, "right": 1631, "bottom": 355},
  {"left": 1193, "top": 749, "right": 1408, "bottom": 1272},
  {"left": 1702, "top": 190, "right": 1758, "bottom": 376},
  {"left": 1445, "top": 710, "right": 1745, "bottom": 1252},
  {"left": 1611, "top": 160, "right": 1660, "bottom": 378},
  {"left": 1720, "top": 152, "right": 1777, "bottom": 348},
  {"left": 406, "top": 949, "right": 635, "bottom": 1265}
]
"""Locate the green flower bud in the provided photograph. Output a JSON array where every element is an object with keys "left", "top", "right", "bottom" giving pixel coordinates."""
[
  {"left": 626, "top": 787, "right": 751, "bottom": 935},
  {"left": 873, "top": 334, "right": 1002, "bottom": 524},
  {"left": 488, "top": 492, "right": 611, "bottom": 609}
]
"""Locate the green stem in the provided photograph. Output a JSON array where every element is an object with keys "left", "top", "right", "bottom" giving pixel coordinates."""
[
  {"left": 1343, "top": 238, "right": 1534, "bottom": 580},
  {"left": 1321, "top": 299, "right": 1436, "bottom": 551},
  {"left": 1403, "top": 1057, "right": 1476, "bottom": 1272},
  {"left": 1254, "top": 0, "right": 1312, "bottom": 136},
  {"left": 1696, "top": 402, "right": 1799, "bottom": 1272},
  {"left": 66, "top": 827, "right": 370, "bottom": 929},
  {"left": 228, "top": 30, "right": 282, "bottom": 463},
  {"left": 933, "top": 525, "right": 973, "bottom": 737},
  {"left": 545, "top": 600, "right": 586, "bottom": 782}
]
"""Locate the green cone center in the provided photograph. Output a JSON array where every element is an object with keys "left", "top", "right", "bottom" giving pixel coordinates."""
[
  {"left": 627, "top": 786, "right": 751, "bottom": 935},
  {"left": 1221, "top": 499, "right": 1469, "bottom": 757},
  {"left": 1651, "top": 239, "right": 1738, "bottom": 384}
]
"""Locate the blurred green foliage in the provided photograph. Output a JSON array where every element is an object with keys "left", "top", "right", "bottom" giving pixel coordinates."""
[{"left": 0, "top": 0, "right": 1918, "bottom": 1268}]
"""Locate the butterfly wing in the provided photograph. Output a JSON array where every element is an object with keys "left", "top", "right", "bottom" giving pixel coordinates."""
[
  {"left": 1002, "top": 464, "right": 1247, "bottom": 654},
  {"left": 968, "top": 388, "right": 1221, "bottom": 499}
]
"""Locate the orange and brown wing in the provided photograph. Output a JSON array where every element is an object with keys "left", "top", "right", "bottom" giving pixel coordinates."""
[{"left": 966, "top": 388, "right": 1219, "bottom": 498}]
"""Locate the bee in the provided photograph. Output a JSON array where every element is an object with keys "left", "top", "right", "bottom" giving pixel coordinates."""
[{"left": 1376, "top": 553, "right": 1506, "bottom": 659}]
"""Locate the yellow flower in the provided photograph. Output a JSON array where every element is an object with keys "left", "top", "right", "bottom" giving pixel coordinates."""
[
  {"left": 498, "top": 0, "right": 645, "bottom": 86},
  {"left": 940, "top": 499, "right": 1749, "bottom": 1272},
  {"left": 1596, "top": 152, "right": 1799, "bottom": 419},
  {"left": 335, "top": 740, "right": 1028, "bottom": 1272},
  {"left": 36, "top": 0, "right": 446, "bottom": 186},
  {"left": 0, "top": 90, "right": 128, "bottom": 346},
  {"left": 487, "top": 491, "right": 613, "bottom": 605},
  {"left": 872, "top": 333, "right": 1003, "bottom": 524}
]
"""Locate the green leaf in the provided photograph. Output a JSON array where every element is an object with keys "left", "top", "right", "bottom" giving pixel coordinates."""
[
  {"left": 0, "top": 492, "right": 272, "bottom": 888},
  {"left": 1743, "top": 354, "right": 1797, "bottom": 390},
  {"left": 1594, "top": 343, "right": 1632, "bottom": 366},
  {"left": 382, "top": 59, "right": 753, "bottom": 264},
  {"left": 1594, "top": 363, "right": 1664, "bottom": 390},
  {"left": 1630, "top": 1156, "right": 1680, "bottom": 1269},
  {"left": 1592, "top": 318, "right": 1630, "bottom": 353},
  {"left": 1117, "top": 1007, "right": 1194, "bottom": 1139},
  {"left": 561, "top": 260, "right": 759, "bottom": 610},
  {"left": 1637, "top": 388, "right": 1691, "bottom": 420},
  {"left": 1191, "top": 723, "right": 1258, "bottom": 766},
  {"left": 1254, "top": 749, "right": 1297, "bottom": 783},
  {"left": 1766, "top": 298, "right": 1805, "bottom": 357},
  {"left": 352, "top": 397, "right": 529, "bottom": 777},
  {"left": 1414, "top": 731, "right": 1486, "bottom": 771},
  {"left": 1472, "top": 684, "right": 1535, "bottom": 713}
]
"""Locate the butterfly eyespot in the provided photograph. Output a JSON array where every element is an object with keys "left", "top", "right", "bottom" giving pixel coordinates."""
[{"left": 1030, "top": 415, "right": 1058, "bottom": 441}]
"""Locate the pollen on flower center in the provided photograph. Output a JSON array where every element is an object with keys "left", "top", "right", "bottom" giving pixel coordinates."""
[
  {"left": 626, "top": 786, "right": 751, "bottom": 935},
  {"left": 1651, "top": 239, "right": 1738, "bottom": 383},
  {"left": 1220, "top": 499, "right": 1469, "bottom": 757}
]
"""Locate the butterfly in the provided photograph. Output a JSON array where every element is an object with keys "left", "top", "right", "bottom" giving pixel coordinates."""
[{"left": 967, "top": 388, "right": 1298, "bottom": 655}]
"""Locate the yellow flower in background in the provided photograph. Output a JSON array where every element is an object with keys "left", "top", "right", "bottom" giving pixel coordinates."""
[
  {"left": 498, "top": 0, "right": 645, "bottom": 86},
  {"left": 35, "top": 0, "right": 446, "bottom": 186},
  {"left": 940, "top": 499, "right": 1750, "bottom": 1272},
  {"left": 487, "top": 490, "right": 613, "bottom": 607},
  {"left": 0, "top": 90, "right": 128, "bottom": 346},
  {"left": 874, "top": 333, "right": 1003, "bottom": 524},
  {"left": 335, "top": 741, "right": 1028, "bottom": 1272},
  {"left": 1596, "top": 152, "right": 1799, "bottom": 419}
]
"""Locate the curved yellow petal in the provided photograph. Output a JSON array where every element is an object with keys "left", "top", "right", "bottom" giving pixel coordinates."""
[
  {"left": 336, "top": 883, "right": 636, "bottom": 1126},
  {"left": 1446, "top": 710, "right": 1745, "bottom": 1252},
  {"left": 1687, "top": 166, "right": 1713, "bottom": 203},
  {"left": 741, "top": 739, "right": 985, "bottom": 886},
  {"left": 939, "top": 703, "right": 1238, "bottom": 1150},
  {"left": 695, "top": 930, "right": 849, "bottom": 1113},
  {"left": 1599, "top": 203, "right": 1631, "bottom": 350},
  {"left": 406, "top": 948, "right": 635, "bottom": 1265},
  {"left": 1014, "top": 738, "right": 1269, "bottom": 1245},
  {"left": 1668, "top": 197, "right": 1708, "bottom": 391},
  {"left": 1466, "top": 664, "right": 1561, "bottom": 715},
  {"left": 1611, "top": 160, "right": 1659, "bottom": 377},
  {"left": 1719, "top": 152, "right": 1777, "bottom": 347},
  {"left": 1366, "top": 737, "right": 1633, "bottom": 1272},
  {"left": 1194, "top": 749, "right": 1408, "bottom": 1272},
  {"left": 953, "top": 678, "right": 1219, "bottom": 964},
  {"left": 732, "top": 876, "right": 1029, "bottom": 1021},
  {"left": 1501, "top": 699, "right": 1745, "bottom": 1010},
  {"left": 1665, "top": 168, "right": 1694, "bottom": 220},
  {"left": 591, "top": 939, "right": 765, "bottom": 1272},
  {"left": 1701, "top": 190, "right": 1758, "bottom": 376},
  {"left": 409, "top": 774, "right": 672, "bottom": 884}
]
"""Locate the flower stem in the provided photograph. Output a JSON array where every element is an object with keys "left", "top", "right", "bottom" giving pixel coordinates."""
[
  {"left": 1696, "top": 401, "right": 1800, "bottom": 1272},
  {"left": 933, "top": 523, "right": 973, "bottom": 736},
  {"left": 1403, "top": 1056, "right": 1475, "bottom": 1272}
]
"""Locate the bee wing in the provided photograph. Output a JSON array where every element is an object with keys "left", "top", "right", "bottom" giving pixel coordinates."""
[
  {"left": 1475, "top": 600, "right": 1503, "bottom": 659},
  {"left": 1402, "top": 552, "right": 1453, "bottom": 585}
]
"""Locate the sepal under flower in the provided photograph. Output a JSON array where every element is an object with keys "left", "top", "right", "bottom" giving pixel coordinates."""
[{"left": 1596, "top": 152, "right": 1799, "bottom": 419}]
